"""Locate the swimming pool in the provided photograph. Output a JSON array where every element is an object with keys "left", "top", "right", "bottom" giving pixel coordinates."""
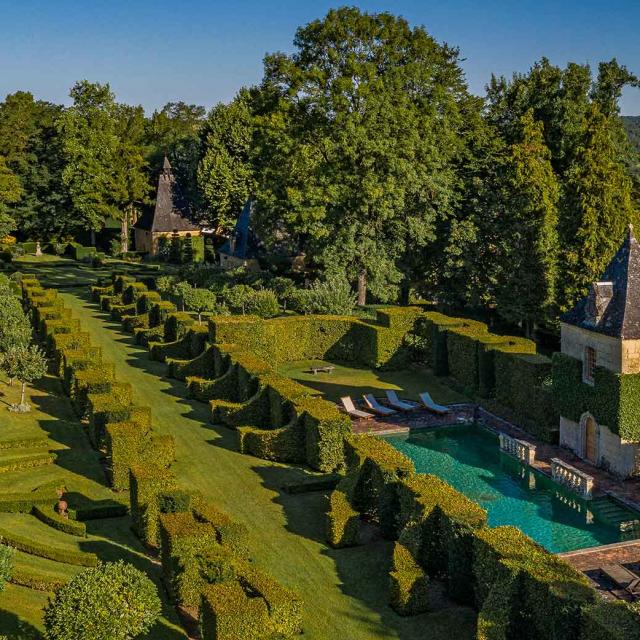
[{"left": 385, "top": 424, "right": 640, "bottom": 553}]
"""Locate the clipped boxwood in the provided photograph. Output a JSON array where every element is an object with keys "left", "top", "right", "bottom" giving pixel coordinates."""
[{"left": 33, "top": 505, "right": 87, "bottom": 537}]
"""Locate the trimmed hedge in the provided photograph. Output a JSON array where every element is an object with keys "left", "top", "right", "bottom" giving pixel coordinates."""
[
  {"left": 208, "top": 309, "right": 421, "bottom": 371},
  {"left": 472, "top": 526, "right": 594, "bottom": 640},
  {"left": 495, "top": 351, "right": 558, "bottom": 442},
  {"left": 0, "top": 486, "right": 59, "bottom": 513},
  {"left": 33, "top": 505, "right": 87, "bottom": 537},
  {"left": 129, "top": 463, "right": 176, "bottom": 547},
  {"left": 0, "top": 526, "right": 97, "bottom": 566},
  {"left": 389, "top": 538, "right": 430, "bottom": 615},
  {"left": 580, "top": 600, "right": 640, "bottom": 640},
  {"left": 159, "top": 511, "right": 219, "bottom": 607},
  {"left": 0, "top": 452, "right": 56, "bottom": 473}
]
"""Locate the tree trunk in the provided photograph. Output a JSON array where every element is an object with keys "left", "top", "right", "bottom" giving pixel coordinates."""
[
  {"left": 90, "top": 229, "right": 96, "bottom": 247},
  {"left": 20, "top": 381, "right": 26, "bottom": 406},
  {"left": 357, "top": 270, "right": 367, "bottom": 306},
  {"left": 121, "top": 209, "right": 130, "bottom": 255},
  {"left": 198, "top": 312, "right": 202, "bottom": 325},
  {"left": 399, "top": 280, "right": 410, "bottom": 305}
]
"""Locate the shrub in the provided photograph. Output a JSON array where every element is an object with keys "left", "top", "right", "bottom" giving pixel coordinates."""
[
  {"left": 246, "top": 289, "right": 280, "bottom": 318},
  {"left": 0, "top": 545, "right": 13, "bottom": 593},
  {"left": 43, "top": 561, "right": 162, "bottom": 640},
  {"left": 296, "top": 275, "right": 356, "bottom": 315}
]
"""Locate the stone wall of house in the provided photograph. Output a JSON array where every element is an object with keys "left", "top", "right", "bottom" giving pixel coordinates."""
[
  {"left": 559, "top": 414, "right": 640, "bottom": 478},
  {"left": 560, "top": 323, "right": 640, "bottom": 374},
  {"left": 560, "top": 323, "right": 621, "bottom": 373},
  {"left": 559, "top": 416, "right": 581, "bottom": 453},
  {"left": 600, "top": 426, "right": 639, "bottom": 478}
]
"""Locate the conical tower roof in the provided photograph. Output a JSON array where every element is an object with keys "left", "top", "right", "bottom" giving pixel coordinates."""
[
  {"left": 562, "top": 225, "right": 640, "bottom": 338},
  {"left": 134, "top": 157, "right": 199, "bottom": 233}
]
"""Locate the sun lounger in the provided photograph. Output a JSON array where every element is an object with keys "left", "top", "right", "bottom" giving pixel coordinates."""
[
  {"left": 601, "top": 564, "right": 640, "bottom": 597},
  {"left": 340, "top": 396, "right": 375, "bottom": 420},
  {"left": 363, "top": 394, "right": 397, "bottom": 416},
  {"left": 419, "top": 392, "right": 449, "bottom": 415},
  {"left": 385, "top": 390, "right": 417, "bottom": 411}
]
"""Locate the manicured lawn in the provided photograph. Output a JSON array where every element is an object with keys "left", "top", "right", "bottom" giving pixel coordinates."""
[
  {"left": 11, "top": 255, "right": 164, "bottom": 289},
  {"left": 279, "top": 359, "right": 468, "bottom": 405},
  {"left": 56, "top": 287, "right": 477, "bottom": 640},
  {"left": 0, "top": 373, "right": 185, "bottom": 639}
]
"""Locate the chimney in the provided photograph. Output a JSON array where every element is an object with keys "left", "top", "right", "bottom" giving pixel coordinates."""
[{"left": 585, "top": 281, "right": 614, "bottom": 326}]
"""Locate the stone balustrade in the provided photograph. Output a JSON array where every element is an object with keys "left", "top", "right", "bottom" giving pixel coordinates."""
[
  {"left": 499, "top": 433, "right": 537, "bottom": 465},
  {"left": 550, "top": 458, "right": 594, "bottom": 500}
]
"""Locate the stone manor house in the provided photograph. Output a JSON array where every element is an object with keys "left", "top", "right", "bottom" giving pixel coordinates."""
[{"left": 560, "top": 225, "right": 640, "bottom": 478}]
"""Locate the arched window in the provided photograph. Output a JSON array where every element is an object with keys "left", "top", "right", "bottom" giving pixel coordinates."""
[{"left": 583, "top": 347, "right": 596, "bottom": 384}]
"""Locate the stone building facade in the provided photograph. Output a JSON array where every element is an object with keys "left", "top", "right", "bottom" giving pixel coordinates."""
[
  {"left": 558, "top": 226, "right": 640, "bottom": 478},
  {"left": 134, "top": 157, "right": 201, "bottom": 256}
]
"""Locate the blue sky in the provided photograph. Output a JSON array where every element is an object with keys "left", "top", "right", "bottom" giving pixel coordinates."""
[{"left": 1, "top": 0, "right": 639, "bottom": 114}]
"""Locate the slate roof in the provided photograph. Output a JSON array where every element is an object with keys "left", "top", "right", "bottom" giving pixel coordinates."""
[
  {"left": 562, "top": 226, "right": 640, "bottom": 339},
  {"left": 219, "top": 198, "right": 260, "bottom": 259},
  {"left": 134, "top": 157, "right": 199, "bottom": 233}
]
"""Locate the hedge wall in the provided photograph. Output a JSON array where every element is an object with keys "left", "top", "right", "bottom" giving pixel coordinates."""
[
  {"left": 495, "top": 351, "right": 558, "bottom": 443},
  {"left": 208, "top": 308, "right": 421, "bottom": 371},
  {"left": 552, "top": 352, "right": 640, "bottom": 441},
  {"left": 24, "top": 278, "right": 174, "bottom": 504},
  {"left": 472, "top": 526, "right": 595, "bottom": 640}
]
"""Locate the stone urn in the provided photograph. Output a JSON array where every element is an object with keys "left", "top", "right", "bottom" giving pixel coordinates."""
[{"left": 56, "top": 500, "right": 68, "bottom": 518}]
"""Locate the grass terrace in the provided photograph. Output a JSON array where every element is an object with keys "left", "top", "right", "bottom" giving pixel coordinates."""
[{"left": 278, "top": 359, "right": 467, "bottom": 405}]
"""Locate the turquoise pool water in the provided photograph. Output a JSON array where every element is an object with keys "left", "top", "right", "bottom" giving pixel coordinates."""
[{"left": 386, "top": 425, "right": 640, "bottom": 553}]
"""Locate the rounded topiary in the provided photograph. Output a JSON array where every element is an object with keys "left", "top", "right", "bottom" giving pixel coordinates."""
[{"left": 43, "top": 561, "right": 161, "bottom": 640}]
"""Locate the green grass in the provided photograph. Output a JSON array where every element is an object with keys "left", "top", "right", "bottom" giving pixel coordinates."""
[
  {"left": 278, "top": 359, "right": 468, "bottom": 405},
  {"left": 10, "top": 255, "right": 164, "bottom": 289},
  {"left": 53, "top": 287, "right": 476, "bottom": 640}
]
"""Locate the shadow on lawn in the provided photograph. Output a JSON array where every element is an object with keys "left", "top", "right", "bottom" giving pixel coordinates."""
[
  {"left": 252, "top": 462, "right": 477, "bottom": 640},
  {"left": 0, "top": 610, "right": 41, "bottom": 640}
]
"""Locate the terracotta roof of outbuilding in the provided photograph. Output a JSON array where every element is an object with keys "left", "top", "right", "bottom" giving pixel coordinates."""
[
  {"left": 134, "top": 157, "right": 199, "bottom": 233},
  {"left": 562, "top": 226, "right": 640, "bottom": 339}
]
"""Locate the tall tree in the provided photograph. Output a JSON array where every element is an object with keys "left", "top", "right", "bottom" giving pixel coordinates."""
[
  {"left": 57, "top": 81, "right": 149, "bottom": 247},
  {"left": 561, "top": 104, "right": 638, "bottom": 308},
  {"left": 198, "top": 89, "right": 256, "bottom": 231},
  {"left": 0, "top": 92, "right": 71, "bottom": 238},
  {"left": 494, "top": 111, "right": 560, "bottom": 333},
  {"left": 254, "top": 7, "right": 469, "bottom": 304},
  {"left": 145, "top": 101, "right": 205, "bottom": 211},
  {"left": 0, "top": 155, "right": 22, "bottom": 238}
]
